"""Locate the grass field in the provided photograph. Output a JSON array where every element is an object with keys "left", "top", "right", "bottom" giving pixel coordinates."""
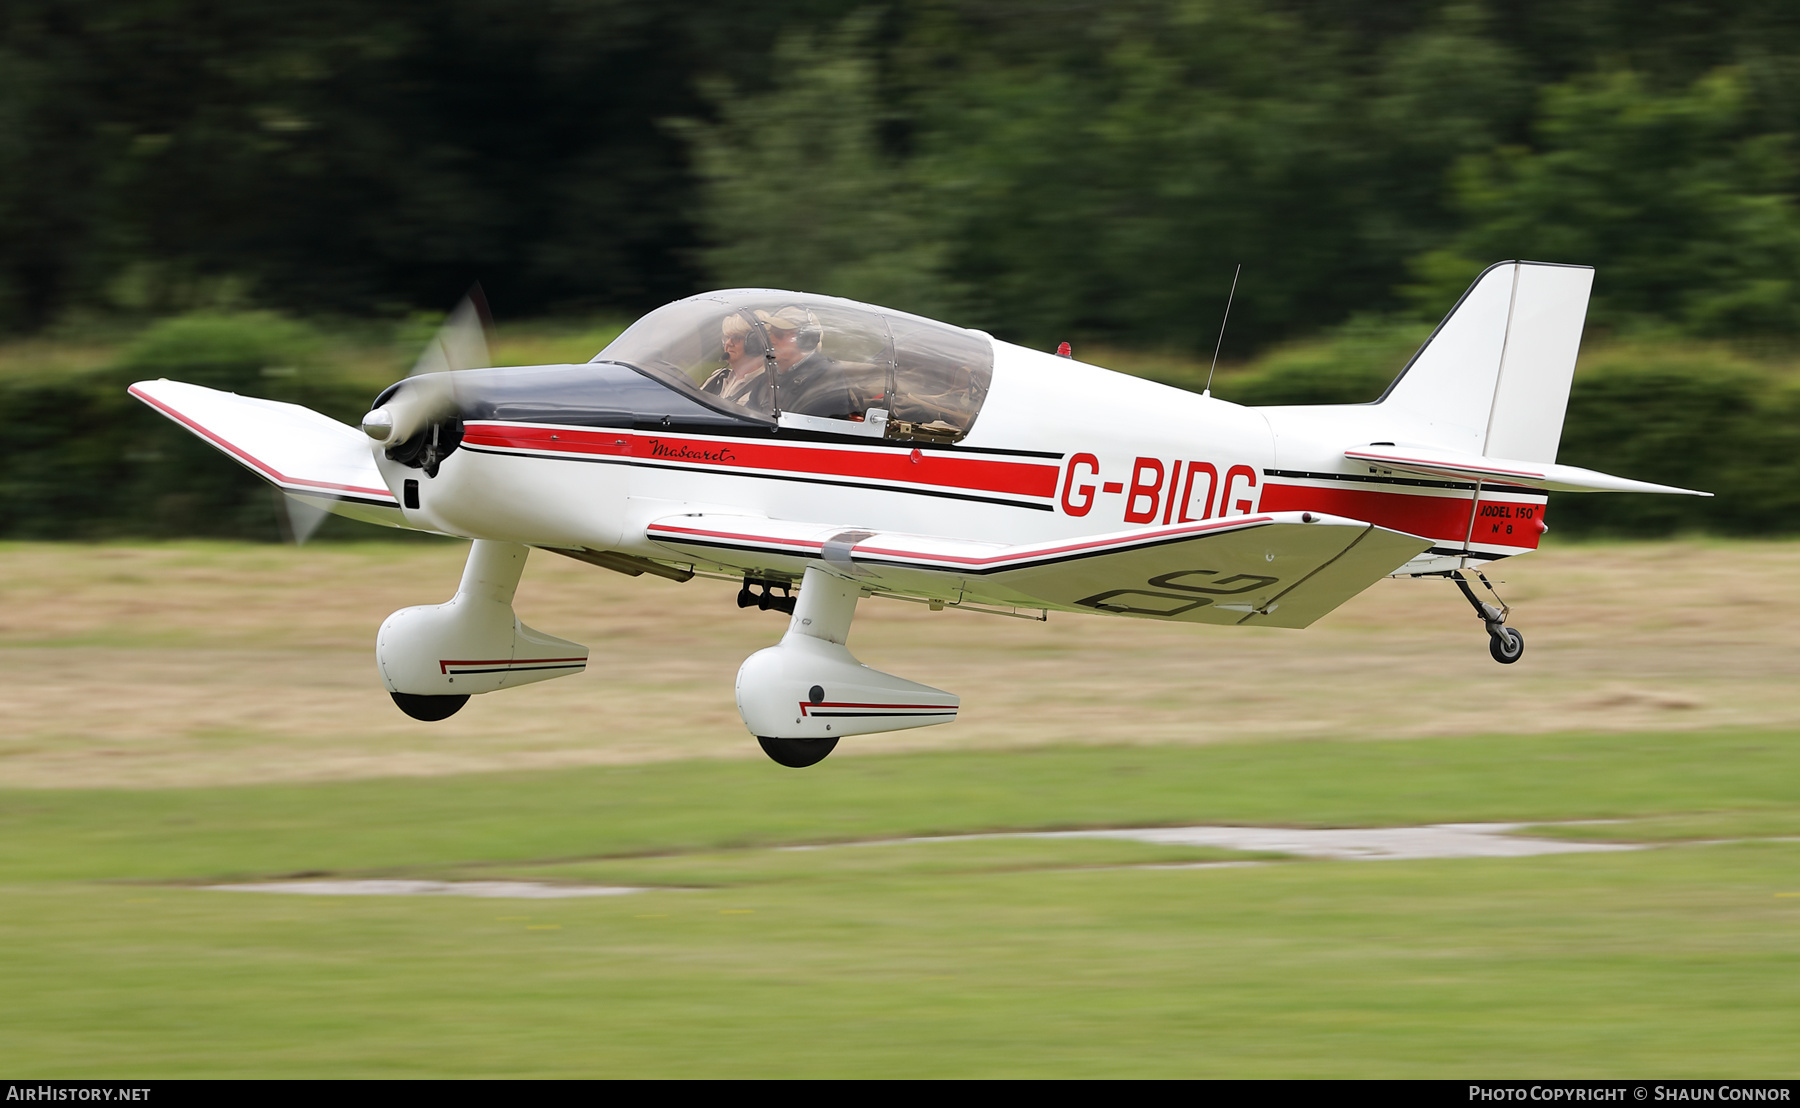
[
  {"left": 1, "top": 541, "right": 1797, "bottom": 1076},
  {"left": 4, "top": 539, "right": 1798, "bottom": 787}
]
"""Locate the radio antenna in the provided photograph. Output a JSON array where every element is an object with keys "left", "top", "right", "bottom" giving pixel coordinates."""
[{"left": 1203, "top": 263, "right": 1241, "bottom": 398}]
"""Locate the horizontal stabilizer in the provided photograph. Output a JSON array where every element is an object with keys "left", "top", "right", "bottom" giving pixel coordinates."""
[
  {"left": 648, "top": 511, "right": 1431, "bottom": 628},
  {"left": 1345, "top": 445, "right": 1712, "bottom": 497},
  {"left": 129, "top": 379, "right": 417, "bottom": 529}
]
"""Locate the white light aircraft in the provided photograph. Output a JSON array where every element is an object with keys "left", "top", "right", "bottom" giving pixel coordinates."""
[{"left": 132, "top": 261, "right": 1708, "bottom": 767}]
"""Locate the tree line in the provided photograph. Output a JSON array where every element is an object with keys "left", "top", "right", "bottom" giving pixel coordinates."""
[
  {"left": 1, "top": 312, "right": 1791, "bottom": 542},
  {"left": 5, "top": 1, "right": 1800, "bottom": 541},
  {"left": 8, "top": 1, "right": 1800, "bottom": 350}
]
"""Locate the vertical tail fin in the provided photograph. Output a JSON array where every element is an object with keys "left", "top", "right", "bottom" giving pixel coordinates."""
[{"left": 1379, "top": 261, "right": 1594, "bottom": 463}]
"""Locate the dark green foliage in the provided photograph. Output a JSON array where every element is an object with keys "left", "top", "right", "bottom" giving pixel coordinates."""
[
  {"left": 1219, "top": 319, "right": 1431, "bottom": 405},
  {"left": 881, "top": 3, "right": 1508, "bottom": 350},
  {"left": 1552, "top": 355, "right": 1800, "bottom": 535},
  {"left": 0, "top": 0, "right": 863, "bottom": 329},
  {"left": 9, "top": 3, "right": 1800, "bottom": 536},
  {"left": 12, "top": 1, "right": 1800, "bottom": 349},
  {"left": 5, "top": 312, "right": 1796, "bottom": 541},
  {"left": 1413, "top": 70, "right": 1800, "bottom": 337},
  {"left": 677, "top": 3, "right": 1800, "bottom": 353},
  {"left": 0, "top": 314, "right": 375, "bottom": 539},
  {"left": 678, "top": 13, "right": 959, "bottom": 321},
  {"left": 1213, "top": 329, "right": 1800, "bottom": 537}
]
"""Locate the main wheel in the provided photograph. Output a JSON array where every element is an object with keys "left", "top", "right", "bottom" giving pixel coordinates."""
[
  {"left": 1488, "top": 626, "right": 1525, "bottom": 665},
  {"left": 758, "top": 736, "right": 839, "bottom": 768},
  {"left": 390, "top": 691, "right": 470, "bottom": 721}
]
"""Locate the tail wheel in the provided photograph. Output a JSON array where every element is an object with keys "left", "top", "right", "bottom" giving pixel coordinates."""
[
  {"left": 1488, "top": 626, "right": 1525, "bottom": 665},
  {"left": 758, "top": 736, "right": 839, "bottom": 768},
  {"left": 390, "top": 692, "right": 470, "bottom": 721}
]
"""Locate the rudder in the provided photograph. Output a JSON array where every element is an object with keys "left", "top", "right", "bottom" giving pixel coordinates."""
[{"left": 1380, "top": 261, "right": 1594, "bottom": 463}]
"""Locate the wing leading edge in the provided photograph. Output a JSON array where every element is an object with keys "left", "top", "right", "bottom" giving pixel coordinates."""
[
  {"left": 648, "top": 512, "right": 1431, "bottom": 628},
  {"left": 130, "top": 379, "right": 418, "bottom": 530}
]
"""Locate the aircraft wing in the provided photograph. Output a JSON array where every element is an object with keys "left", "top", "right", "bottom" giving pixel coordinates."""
[
  {"left": 647, "top": 511, "right": 1431, "bottom": 628},
  {"left": 129, "top": 379, "right": 414, "bottom": 529},
  {"left": 1345, "top": 445, "right": 1712, "bottom": 496}
]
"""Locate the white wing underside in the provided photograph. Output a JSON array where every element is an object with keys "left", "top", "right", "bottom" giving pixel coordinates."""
[
  {"left": 648, "top": 512, "right": 1431, "bottom": 628},
  {"left": 129, "top": 379, "right": 416, "bottom": 529}
]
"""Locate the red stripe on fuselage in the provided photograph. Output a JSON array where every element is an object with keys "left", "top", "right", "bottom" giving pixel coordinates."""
[
  {"left": 460, "top": 423, "right": 1060, "bottom": 499},
  {"left": 1260, "top": 482, "right": 1543, "bottom": 549}
]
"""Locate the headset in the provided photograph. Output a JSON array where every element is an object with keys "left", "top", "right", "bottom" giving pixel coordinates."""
[
  {"left": 784, "top": 307, "right": 823, "bottom": 353},
  {"left": 729, "top": 309, "right": 770, "bottom": 358}
]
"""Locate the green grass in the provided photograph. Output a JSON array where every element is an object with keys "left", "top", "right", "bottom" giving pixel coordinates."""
[
  {"left": 467, "top": 837, "right": 1277, "bottom": 888},
  {"left": 5, "top": 730, "right": 1795, "bottom": 884},
  {"left": 1523, "top": 811, "right": 1800, "bottom": 843},
  {"left": 4, "top": 729, "right": 1799, "bottom": 1075}
]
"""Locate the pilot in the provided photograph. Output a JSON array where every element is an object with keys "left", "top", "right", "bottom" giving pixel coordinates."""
[
  {"left": 739, "top": 305, "right": 854, "bottom": 419},
  {"left": 702, "top": 313, "right": 766, "bottom": 401}
]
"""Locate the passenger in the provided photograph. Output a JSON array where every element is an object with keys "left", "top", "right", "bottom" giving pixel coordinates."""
[
  {"left": 701, "top": 313, "right": 766, "bottom": 402},
  {"left": 738, "top": 305, "right": 855, "bottom": 420}
]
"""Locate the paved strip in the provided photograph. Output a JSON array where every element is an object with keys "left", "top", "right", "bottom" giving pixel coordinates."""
[
  {"left": 803, "top": 822, "right": 1643, "bottom": 861},
  {"left": 206, "top": 824, "right": 1641, "bottom": 899},
  {"left": 1021, "top": 822, "right": 1640, "bottom": 860}
]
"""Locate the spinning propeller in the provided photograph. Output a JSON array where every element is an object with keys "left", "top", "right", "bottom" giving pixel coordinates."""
[
  {"left": 359, "top": 287, "right": 494, "bottom": 451},
  {"left": 273, "top": 488, "right": 333, "bottom": 546},
  {"left": 275, "top": 288, "right": 493, "bottom": 543}
]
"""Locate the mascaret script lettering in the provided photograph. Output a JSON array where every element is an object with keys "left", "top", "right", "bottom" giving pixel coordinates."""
[{"left": 646, "top": 439, "right": 737, "bottom": 464}]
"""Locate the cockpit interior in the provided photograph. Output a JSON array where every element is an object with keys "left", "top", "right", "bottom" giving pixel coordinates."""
[{"left": 594, "top": 291, "right": 995, "bottom": 443}]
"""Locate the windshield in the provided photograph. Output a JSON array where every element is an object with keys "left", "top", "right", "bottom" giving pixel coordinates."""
[
  {"left": 441, "top": 362, "right": 762, "bottom": 429},
  {"left": 595, "top": 291, "right": 995, "bottom": 441}
]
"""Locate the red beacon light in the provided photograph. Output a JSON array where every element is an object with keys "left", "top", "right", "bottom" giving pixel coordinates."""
[{"left": 1055, "top": 342, "right": 1072, "bottom": 358}]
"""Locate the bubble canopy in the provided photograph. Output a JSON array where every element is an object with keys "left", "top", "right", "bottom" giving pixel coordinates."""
[
  {"left": 370, "top": 291, "right": 999, "bottom": 475},
  {"left": 594, "top": 291, "right": 996, "bottom": 442}
]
